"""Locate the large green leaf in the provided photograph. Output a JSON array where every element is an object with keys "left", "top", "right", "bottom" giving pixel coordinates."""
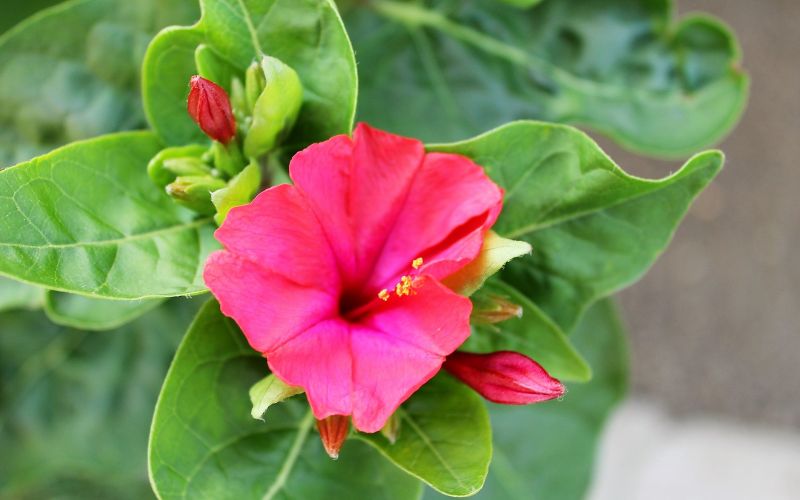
[
  {"left": 429, "top": 121, "right": 723, "bottom": 330},
  {"left": 464, "top": 279, "right": 590, "bottom": 382},
  {"left": 426, "top": 299, "right": 629, "bottom": 499},
  {"left": 149, "top": 299, "right": 422, "bottom": 500},
  {"left": 0, "top": 277, "right": 44, "bottom": 312},
  {"left": 345, "top": 0, "right": 748, "bottom": 157},
  {"left": 0, "top": 0, "right": 199, "bottom": 167},
  {"left": 0, "top": 132, "right": 218, "bottom": 299},
  {"left": 44, "top": 291, "right": 164, "bottom": 330},
  {"left": 0, "top": 0, "right": 63, "bottom": 34},
  {"left": 358, "top": 374, "right": 492, "bottom": 497},
  {"left": 143, "top": 0, "right": 358, "bottom": 149},
  {"left": 0, "top": 299, "right": 199, "bottom": 499}
]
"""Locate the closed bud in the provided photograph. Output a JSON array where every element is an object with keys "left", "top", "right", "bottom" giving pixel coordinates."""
[
  {"left": 471, "top": 294, "right": 523, "bottom": 324},
  {"left": 147, "top": 144, "right": 209, "bottom": 188},
  {"left": 187, "top": 75, "right": 237, "bottom": 144},
  {"left": 165, "top": 175, "right": 227, "bottom": 215},
  {"left": 444, "top": 351, "right": 565, "bottom": 405},
  {"left": 316, "top": 415, "right": 350, "bottom": 459},
  {"left": 243, "top": 55, "right": 303, "bottom": 158},
  {"left": 245, "top": 60, "right": 267, "bottom": 111}
]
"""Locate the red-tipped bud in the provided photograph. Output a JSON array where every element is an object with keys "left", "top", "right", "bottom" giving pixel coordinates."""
[
  {"left": 444, "top": 351, "right": 565, "bottom": 405},
  {"left": 316, "top": 415, "right": 350, "bottom": 459},
  {"left": 187, "top": 75, "right": 236, "bottom": 144}
]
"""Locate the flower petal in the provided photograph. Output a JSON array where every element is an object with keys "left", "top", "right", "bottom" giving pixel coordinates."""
[
  {"left": 351, "top": 277, "right": 473, "bottom": 432},
  {"left": 204, "top": 252, "right": 336, "bottom": 353},
  {"left": 267, "top": 318, "right": 353, "bottom": 418},
  {"left": 214, "top": 184, "right": 339, "bottom": 289}
]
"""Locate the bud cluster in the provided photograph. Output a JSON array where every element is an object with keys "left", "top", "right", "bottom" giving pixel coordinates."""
[{"left": 147, "top": 56, "right": 303, "bottom": 222}]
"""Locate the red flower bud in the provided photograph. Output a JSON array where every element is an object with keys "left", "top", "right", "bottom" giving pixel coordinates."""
[
  {"left": 187, "top": 75, "right": 236, "bottom": 144},
  {"left": 444, "top": 351, "right": 564, "bottom": 405},
  {"left": 316, "top": 415, "right": 350, "bottom": 459}
]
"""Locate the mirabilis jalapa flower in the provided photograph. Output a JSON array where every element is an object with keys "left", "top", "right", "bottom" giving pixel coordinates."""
[{"left": 204, "top": 123, "right": 563, "bottom": 437}]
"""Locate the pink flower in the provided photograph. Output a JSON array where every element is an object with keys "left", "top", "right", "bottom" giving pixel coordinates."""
[
  {"left": 444, "top": 351, "right": 565, "bottom": 405},
  {"left": 187, "top": 75, "right": 236, "bottom": 144},
  {"left": 204, "top": 123, "right": 503, "bottom": 432}
]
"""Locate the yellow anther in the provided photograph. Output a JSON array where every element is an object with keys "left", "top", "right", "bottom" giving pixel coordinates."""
[
  {"left": 378, "top": 289, "right": 390, "bottom": 301},
  {"left": 395, "top": 275, "right": 414, "bottom": 297},
  {"left": 412, "top": 257, "right": 423, "bottom": 270}
]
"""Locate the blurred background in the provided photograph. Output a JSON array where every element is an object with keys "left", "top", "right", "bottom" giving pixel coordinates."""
[{"left": 591, "top": 1, "right": 800, "bottom": 498}]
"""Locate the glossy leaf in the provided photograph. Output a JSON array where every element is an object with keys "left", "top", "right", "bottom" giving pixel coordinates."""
[
  {"left": 0, "top": 0, "right": 199, "bottom": 166},
  {"left": 463, "top": 279, "right": 590, "bottom": 382},
  {"left": 149, "top": 300, "right": 422, "bottom": 500},
  {"left": 143, "top": 0, "right": 358, "bottom": 149},
  {"left": 358, "top": 374, "right": 492, "bottom": 497},
  {"left": 442, "top": 299, "right": 628, "bottom": 500},
  {"left": 346, "top": 0, "right": 748, "bottom": 157},
  {"left": 429, "top": 121, "right": 723, "bottom": 330},
  {"left": 0, "top": 300, "right": 199, "bottom": 499},
  {"left": 44, "top": 292, "right": 164, "bottom": 331},
  {"left": 0, "top": 132, "right": 218, "bottom": 299}
]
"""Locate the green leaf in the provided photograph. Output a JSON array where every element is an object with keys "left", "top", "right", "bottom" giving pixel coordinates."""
[
  {"left": 345, "top": 0, "right": 748, "bottom": 157},
  {"left": 358, "top": 374, "right": 492, "bottom": 497},
  {"left": 0, "top": 277, "right": 44, "bottom": 312},
  {"left": 429, "top": 121, "right": 723, "bottom": 330},
  {"left": 149, "top": 299, "right": 422, "bottom": 500},
  {"left": 0, "top": 132, "right": 218, "bottom": 299},
  {"left": 44, "top": 291, "right": 164, "bottom": 331},
  {"left": 464, "top": 279, "right": 590, "bottom": 382},
  {"left": 0, "top": 0, "right": 199, "bottom": 167},
  {"left": 0, "top": 300, "right": 199, "bottom": 499},
  {"left": 447, "top": 299, "right": 629, "bottom": 500},
  {"left": 143, "top": 0, "right": 358, "bottom": 149}
]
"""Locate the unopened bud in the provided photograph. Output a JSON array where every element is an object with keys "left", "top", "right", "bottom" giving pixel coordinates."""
[
  {"left": 187, "top": 75, "right": 237, "bottom": 144},
  {"left": 316, "top": 415, "right": 350, "bottom": 459},
  {"left": 147, "top": 144, "right": 209, "bottom": 188},
  {"left": 243, "top": 55, "right": 303, "bottom": 158},
  {"left": 471, "top": 294, "right": 523, "bottom": 324},
  {"left": 444, "top": 351, "right": 565, "bottom": 405},
  {"left": 165, "top": 175, "right": 227, "bottom": 215},
  {"left": 245, "top": 60, "right": 266, "bottom": 111}
]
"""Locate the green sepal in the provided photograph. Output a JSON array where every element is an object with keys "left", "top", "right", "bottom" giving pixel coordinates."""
[
  {"left": 211, "top": 161, "right": 261, "bottom": 225},
  {"left": 212, "top": 141, "right": 246, "bottom": 178},
  {"left": 243, "top": 56, "right": 303, "bottom": 159}
]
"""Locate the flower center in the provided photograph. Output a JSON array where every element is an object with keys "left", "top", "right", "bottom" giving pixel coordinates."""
[{"left": 339, "top": 258, "right": 423, "bottom": 321}]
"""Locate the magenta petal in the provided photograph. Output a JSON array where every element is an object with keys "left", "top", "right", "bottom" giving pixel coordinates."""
[
  {"left": 214, "top": 184, "right": 339, "bottom": 289},
  {"left": 267, "top": 319, "right": 353, "bottom": 419},
  {"left": 444, "top": 351, "right": 565, "bottom": 405},
  {"left": 204, "top": 252, "right": 337, "bottom": 353}
]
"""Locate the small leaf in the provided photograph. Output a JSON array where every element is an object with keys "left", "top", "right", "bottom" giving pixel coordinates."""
[
  {"left": 0, "top": 132, "right": 218, "bottom": 299},
  {"left": 443, "top": 231, "right": 530, "bottom": 296},
  {"left": 358, "top": 374, "right": 492, "bottom": 497},
  {"left": 249, "top": 374, "right": 304, "bottom": 421},
  {"left": 43, "top": 291, "right": 164, "bottom": 331},
  {"left": 149, "top": 300, "right": 422, "bottom": 500}
]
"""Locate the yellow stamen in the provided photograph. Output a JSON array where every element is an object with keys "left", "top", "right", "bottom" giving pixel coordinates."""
[
  {"left": 395, "top": 275, "right": 414, "bottom": 297},
  {"left": 412, "top": 257, "right": 423, "bottom": 270},
  {"left": 378, "top": 289, "right": 390, "bottom": 301}
]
